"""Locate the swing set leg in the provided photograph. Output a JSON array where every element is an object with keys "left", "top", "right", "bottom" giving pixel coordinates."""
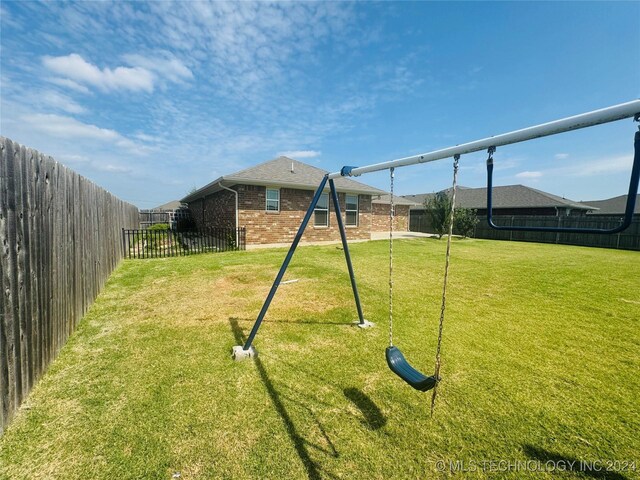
[{"left": 329, "top": 179, "right": 373, "bottom": 328}]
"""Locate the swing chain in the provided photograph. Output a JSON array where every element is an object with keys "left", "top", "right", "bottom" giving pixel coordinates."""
[
  {"left": 388, "top": 167, "right": 395, "bottom": 347},
  {"left": 431, "top": 154, "right": 460, "bottom": 415}
]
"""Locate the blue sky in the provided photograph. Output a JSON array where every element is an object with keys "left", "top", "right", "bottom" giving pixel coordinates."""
[{"left": 1, "top": 1, "right": 639, "bottom": 208}]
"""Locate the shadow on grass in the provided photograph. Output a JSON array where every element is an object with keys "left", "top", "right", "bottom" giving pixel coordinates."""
[
  {"left": 523, "top": 445, "right": 630, "bottom": 480},
  {"left": 231, "top": 314, "right": 349, "bottom": 327},
  {"left": 343, "top": 388, "right": 386, "bottom": 430},
  {"left": 228, "top": 317, "right": 339, "bottom": 480}
]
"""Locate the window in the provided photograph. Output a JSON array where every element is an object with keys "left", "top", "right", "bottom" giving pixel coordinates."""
[
  {"left": 345, "top": 194, "right": 358, "bottom": 226},
  {"left": 314, "top": 193, "right": 329, "bottom": 227},
  {"left": 266, "top": 188, "right": 279, "bottom": 212}
]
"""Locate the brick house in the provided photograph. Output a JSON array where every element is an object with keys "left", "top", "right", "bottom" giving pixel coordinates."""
[
  {"left": 371, "top": 194, "right": 419, "bottom": 232},
  {"left": 181, "top": 156, "right": 410, "bottom": 245}
]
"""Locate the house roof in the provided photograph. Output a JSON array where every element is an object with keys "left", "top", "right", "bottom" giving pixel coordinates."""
[
  {"left": 404, "top": 185, "right": 598, "bottom": 211},
  {"left": 371, "top": 194, "right": 420, "bottom": 206},
  {"left": 579, "top": 194, "right": 640, "bottom": 214},
  {"left": 181, "top": 156, "right": 385, "bottom": 203},
  {"left": 152, "top": 200, "right": 185, "bottom": 211}
]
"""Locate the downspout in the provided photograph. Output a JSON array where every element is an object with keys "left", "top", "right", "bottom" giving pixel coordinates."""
[{"left": 219, "top": 182, "right": 239, "bottom": 246}]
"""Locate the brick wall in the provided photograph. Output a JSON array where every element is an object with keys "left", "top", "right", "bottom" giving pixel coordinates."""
[
  {"left": 371, "top": 203, "right": 410, "bottom": 232},
  {"left": 189, "top": 189, "right": 236, "bottom": 229},
  {"left": 237, "top": 185, "right": 372, "bottom": 244}
]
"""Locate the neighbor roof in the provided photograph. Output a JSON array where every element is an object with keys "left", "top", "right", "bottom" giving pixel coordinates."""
[
  {"left": 181, "top": 156, "right": 385, "bottom": 203},
  {"left": 404, "top": 185, "right": 598, "bottom": 211},
  {"left": 579, "top": 194, "right": 640, "bottom": 214},
  {"left": 371, "top": 194, "right": 420, "bottom": 206},
  {"left": 152, "top": 200, "right": 184, "bottom": 211}
]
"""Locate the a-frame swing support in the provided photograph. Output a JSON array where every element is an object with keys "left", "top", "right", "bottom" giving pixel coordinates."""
[
  {"left": 232, "top": 177, "right": 371, "bottom": 361},
  {"left": 232, "top": 99, "right": 640, "bottom": 360}
]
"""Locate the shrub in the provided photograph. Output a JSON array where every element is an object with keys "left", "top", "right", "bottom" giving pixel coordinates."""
[
  {"left": 454, "top": 208, "right": 479, "bottom": 238},
  {"left": 147, "top": 223, "right": 170, "bottom": 231}
]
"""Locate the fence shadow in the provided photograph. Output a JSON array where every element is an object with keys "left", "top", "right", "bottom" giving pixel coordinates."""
[
  {"left": 343, "top": 387, "right": 386, "bottom": 430},
  {"left": 522, "top": 444, "right": 630, "bottom": 480},
  {"left": 228, "top": 318, "right": 340, "bottom": 480}
]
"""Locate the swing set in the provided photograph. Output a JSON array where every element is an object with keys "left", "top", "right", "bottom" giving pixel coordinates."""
[{"left": 232, "top": 100, "right": 640, "bottom": 407}]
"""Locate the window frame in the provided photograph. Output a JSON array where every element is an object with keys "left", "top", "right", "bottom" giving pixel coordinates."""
[
  {"left": 345, "top": 194, "right": 359, "bottom": 227},
  {"left": 265, "top": 187, "right": 280, "bottom": 213},
  {"left": 314, "top": 193, "right": 329, "bottom": 227}
]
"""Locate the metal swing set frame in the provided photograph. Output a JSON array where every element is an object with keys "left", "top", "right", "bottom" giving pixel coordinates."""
[{"left": 232, "top": 99, "right": 640, "bottom": 362}]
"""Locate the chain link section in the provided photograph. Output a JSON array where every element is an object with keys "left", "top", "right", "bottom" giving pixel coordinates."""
[
  {"left": 388, "top": 167, "right": 395, "bottom": 347},
  {"left": 431, "top": 154, "right": 460, "bottom": 415}
]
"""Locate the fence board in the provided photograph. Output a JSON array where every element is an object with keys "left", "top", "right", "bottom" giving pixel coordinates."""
[{"left": 0, "top": 137, "right": 138, "bottom": 434}]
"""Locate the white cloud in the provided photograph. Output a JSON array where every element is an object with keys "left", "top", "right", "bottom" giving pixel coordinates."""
[
  {"left": 133, "top": 132, "right": 162, "bottom": 143},
  {"left": 555, "top": 153, "right": 569, "bottom": 160},
  {"left": 57, "top": 153, "right": 90, "bottom": 165},
  {"left": 278, "top": 150, "right": 321, "bottom": 159},
  {"left": 94, "top": 163, "right": 133, "bottom": 174},
  {"left": 513, "top": 154, "right": 632, "bottom": 182},
  {"left": 122, "top": 54, "right": 193, "bottom": 83},
  {"left": 22, "top": 113, "right": 120, "bottom": 140},
  {"left": 19, "top": 113, "right": 152, "bottom": 156},
  {"left": 40, "top": 90, "right": 86, "bottom": 114},
  {"left": 43, "top": 53, "right": 154, "bottom": 92},
  {"left": 574, "top": 155, "right": 632, "bottom": 176},
  {"left": 515, "top": 171, "right": 543, "bottom": 179},
  {"left": 46, "top": 77, "right": 91, "bottom": 94}
]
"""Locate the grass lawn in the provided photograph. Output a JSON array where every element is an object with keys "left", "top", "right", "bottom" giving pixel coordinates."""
[{"left": 1, "top": 238, "right": 638, "bottom": 479}]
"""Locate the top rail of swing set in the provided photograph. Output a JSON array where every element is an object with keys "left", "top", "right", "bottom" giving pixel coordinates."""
[{"left": 329, "top": 99, "right": 640, "bottom": 179}]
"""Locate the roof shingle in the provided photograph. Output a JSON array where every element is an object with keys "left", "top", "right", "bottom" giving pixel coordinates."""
[
  {"left": 404, "top": 185, "right": 597, "bottom": 211},
  {"left": 580, "top": 194, "right": 640, "bottom": 214},
  {"left": 182, "top": 156, "right": 385, "bottom": 202}
]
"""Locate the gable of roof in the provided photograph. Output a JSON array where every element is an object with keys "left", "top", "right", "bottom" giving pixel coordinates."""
[
  {"left": 182, "top": 156, "right": 385, "bottom": 203},
  {"left": 580, "top": 194, "right": 640, "bottom": 214},
  {"left": 404, "top": 185, "right": 597, "bottom": 211}
]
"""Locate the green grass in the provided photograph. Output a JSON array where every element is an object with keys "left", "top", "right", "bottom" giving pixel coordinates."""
[{"left": 1, "top": 238, "right": 639, "bottom": 479}]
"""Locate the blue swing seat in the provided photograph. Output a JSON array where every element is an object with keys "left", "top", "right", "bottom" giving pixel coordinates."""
[{"left": 386, "top": 346, "right": 438, "bottom": 392}]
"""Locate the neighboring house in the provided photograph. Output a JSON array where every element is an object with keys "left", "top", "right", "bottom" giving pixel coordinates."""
[
  {"left": 579, "top": 194, "right": 640, "bottom": 215},
  {"left": 139, "top": 200, "right": 192, "bottom": 229},
  {"left": 405, "top": 185, "right": 597, "bottom": 217},
  {"left": 370, "top": 194, "right": 420, "bottom": 232},
  {"left": 181, "top": 156, "right": 406, "bottom": 245}
]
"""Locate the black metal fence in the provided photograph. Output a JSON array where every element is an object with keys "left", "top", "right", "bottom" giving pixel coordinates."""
[{"left": 122, "top": 227, "right": 246, "bottom": 259}]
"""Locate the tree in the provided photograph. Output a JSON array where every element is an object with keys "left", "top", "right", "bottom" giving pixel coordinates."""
[
  {"left": 425, "top": 192, "right": 478, "bottom": 239},
  {"left": 454, "top": 208, "right": 479, "bottom": 238},
  {"left": 424, "top": 192, "right": 452, "bottom": 239}
]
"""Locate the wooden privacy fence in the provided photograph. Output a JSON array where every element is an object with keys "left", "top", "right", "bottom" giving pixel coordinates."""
[
  {"left": 139, "top": 210, "right": 170, "bottom": 228},
  {"left": 122, "top": 227, "right": 246, "bottom": 259},
  {"left": 473, "top": 215, "right": 640, "bottom": 250},
  {"left": 0, "top": 137, "right": 138, "bottom": 434},
  {"left": 410, "top": 211, "right": 640, "bottom": 250}
]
